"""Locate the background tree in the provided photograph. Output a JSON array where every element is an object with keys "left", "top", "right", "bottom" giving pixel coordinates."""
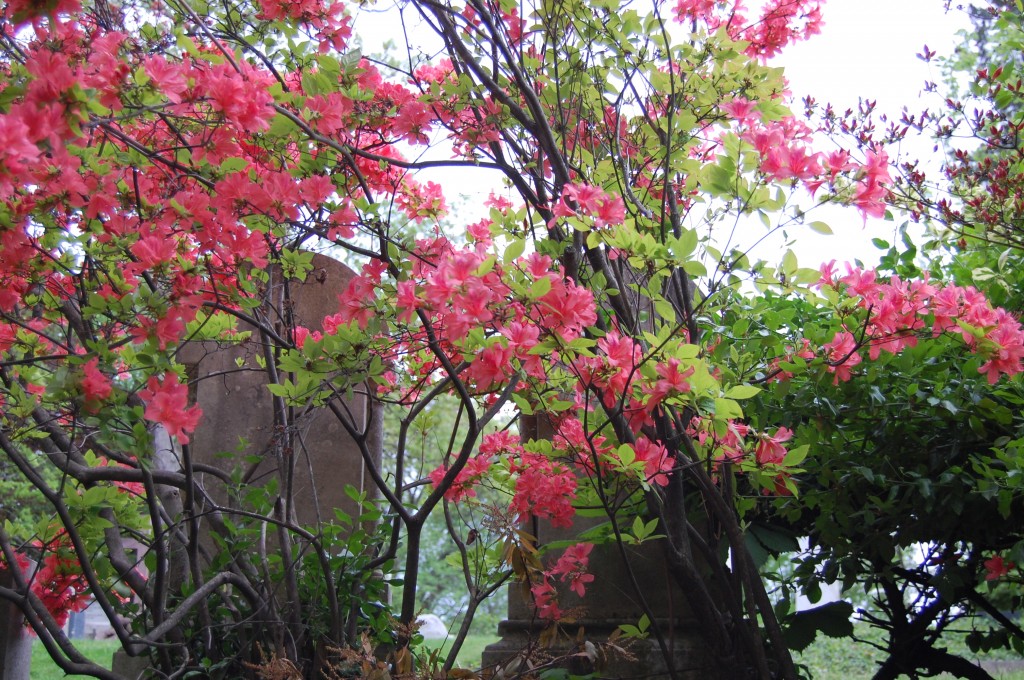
[{"left": 897, "top": 0, "right": 1024, "bottom": 250}]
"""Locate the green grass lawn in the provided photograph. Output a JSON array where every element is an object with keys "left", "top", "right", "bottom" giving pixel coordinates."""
[
  {"left": 29, "top": 626, "right": 1024, "bottom": 679},
  {"left": 793, "top": 622, "right": 1024, "bottom": 679},
  {"left": 421, "top": 634, "right": 498, "bottom": 669},
  {"left": 29, "top": 636, "right": 498, "bottom": 679},
  {"left": 30, "top": 640, "right": 117, "bottom": 680},
  {"left": 795, "top": 634, "right": 983, "bottom": 679}
]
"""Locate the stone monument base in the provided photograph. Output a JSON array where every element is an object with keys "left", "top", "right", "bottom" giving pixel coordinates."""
[
  {"left": 111, "top": 649, "right": 150, "bottom": 679},
  {"left": 482, "top": 616, "right": 712, "bottom": 679}
]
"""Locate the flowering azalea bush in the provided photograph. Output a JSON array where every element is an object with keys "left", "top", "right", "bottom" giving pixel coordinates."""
[
  {"left": 0, "top": 0, "right": 1021, "bottom": 677},
  {"left": 720, "top": 226, "right": 1024, "bottom": 669}
]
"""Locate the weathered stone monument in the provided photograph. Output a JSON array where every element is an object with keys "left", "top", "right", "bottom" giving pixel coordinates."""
[
  {"left": 181, "top": 252, "right": 382, "bottom": 530},
  {"left": 482, "top": 415, "right": 712, "bottom": 679},
  {"left": 113, "top": 252, "right": 383, "bottom": 676}
]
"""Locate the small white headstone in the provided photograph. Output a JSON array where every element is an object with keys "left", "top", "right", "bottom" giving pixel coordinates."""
[{"left": 416, "top": 614, "right": 448, "bottom": 639}]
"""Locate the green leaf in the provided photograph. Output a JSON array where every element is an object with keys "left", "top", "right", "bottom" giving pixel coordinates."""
[
  {"left": 792, "top": 267, "right": 822, "bottom": 285},
  {"left": 266, "top": 113, "right": 299, "bottom": 137},
  {"left": 175, "top": 31, "right": 202, "bottom": 58},
  {"left": 630, "top": 517, "right": 659, "bottom": 543},
  {"left": 713, "top": 397, "right": 743, "bottom": 420},
  {"left": 280, "top": 248, "right": 315, "bottom": 280},
  {"left": 474, "top": 255, "right": 496, "bottom": 277},
  {"left": 706, "top": 163, "right": 736, "bottom": 196},
  {"left": 503, "top": 238, "right": 526, "bottom": 264},
  {"left": 781, "top": 249, "right": 797, "bottom": 274},
  {"left": 808, "top": 221, "right": 833, "bottom": 235},
  {"left": 676, "top": 344, "right": 700, "bottom": 359},
  {"left": 511, "top": 392, "right": 535, "bottom": 415},
  {"left": 783, "top": 444, "right": 809, "bottom": 467},
  {"left": 783, "top": 601, "right": 855, "bottom": 652},
  {"left": 219, "top": 157, "right": 249, "bottom": 174},
  {"left": 301, "top": 70, "right": 335, "bottom": 95},
  {"left": 654, "top": 298, "right": 677, "bottom": 323},
  {"left": 682, "top": 260, "right": 707, "bottom": 277},
  {"left": 725, "top": 385, "right": 761, "bottom": 400},
  {"left": 530, "top": 276, "right": 552, "bottom": 298},
  {"left": 669, "top": 229, "right": 698, "bottom": 261},
  {"left": 266, "top": 383, "right": 291, "bottom": 398},
  {"left": 750, "top": 523, "right": 800, "bottom": 555},
  {"left": 631, "top": 516, "right": 647, "bottom": 540}
]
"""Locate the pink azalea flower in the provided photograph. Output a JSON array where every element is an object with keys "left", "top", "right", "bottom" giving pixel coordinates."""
[
  {"left": 80, "top": 358, "right": 113, "bottom": 407},
  {"left": 138, "top": 373, "right": 202, "bottom": 444},
  {"left": 722, "top": 97, "right": 759, "bottom": 124},
  {"left": 755, "top": 427, "right": 793, "bottom": 466},
  {"left": 823, "top": 331, "right": 862, "bottom": 384},
  {"left": 549, "top": 543, "right": 595, "bottom": 597}
]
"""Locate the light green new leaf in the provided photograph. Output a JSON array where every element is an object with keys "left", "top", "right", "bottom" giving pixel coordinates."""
[{"left": 725, "top": 385, "right": 761, "bottom": 400}]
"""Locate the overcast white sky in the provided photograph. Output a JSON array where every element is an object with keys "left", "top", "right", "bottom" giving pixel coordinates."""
[{"left": 778, "top": 0, "right": 967, "bottom": 112}]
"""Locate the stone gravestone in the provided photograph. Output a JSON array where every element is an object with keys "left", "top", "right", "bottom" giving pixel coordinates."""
[
  {"left": 113, "top": 253, "right": 382, "bottom": 676},
  {"left": 0, "top": 570, "right": 32, "bottom": 680},
  {"left": 482, "top": 415, "right": 712, "bottom": 679},
  {"left": 182, "top": 252, "right": 382, "bottom": 529}
]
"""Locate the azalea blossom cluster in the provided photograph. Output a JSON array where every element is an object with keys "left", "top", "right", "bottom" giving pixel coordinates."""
[
  {"left": 394, "top": 233, "right": 715, "bottom": 511},
  {"left": 409, "top": 237, "right": 1018, "bottom": 529},
  {"left": 427, "top": 422, "right": 675, "bottom": 536},
  {"left": 3, "top": 0, "right": 1023, "bottom": 666},
  {"left": 410, "top": 59, "right": 505, "bottom": 158},
  {"left": 674, "top": 0, "right": 824, "bottom": 59},
  {"left": 429, "top": 431, "right": 579, "bottom": 527},
  {"left": 721, "top": 103, "right": 892, "bottom": 220},
  {"left": 551, "top": 183, "right": 627, "bottom": 229},
  {"left": 760, "top": 263, "right": 1024, "bottom": 386},
  {"left": 138, "top": 373, "right": 203, "bottom": 444},
  {"left": 0, "top": 0, "right": 889, "bottom": 457},
  {"left": 0, "top": 2, "right": 481, "bottom": 441},
  {"left": 683, "top": 417, "right": 799, "bottom": 495},
  {"left": 552, "top": 416, "right": 676, "bottom": 488},
  {"left": 688, "top": 418, "right": 793, "bottom": 467},
  {"left": 530, "top": 543, "right": 595, "bottom": 622},
  {"left": 815, "top": 263, "right": 1024, "bottom": 384},
  {"left": 337, "top": 231, "right": 598, "bottom": 398},
  {"left": 0, "top": 534, "right": 91, "bottom": 629},
  {"left": 255, "top": 0, "right": 352, "bottom": 53}
]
